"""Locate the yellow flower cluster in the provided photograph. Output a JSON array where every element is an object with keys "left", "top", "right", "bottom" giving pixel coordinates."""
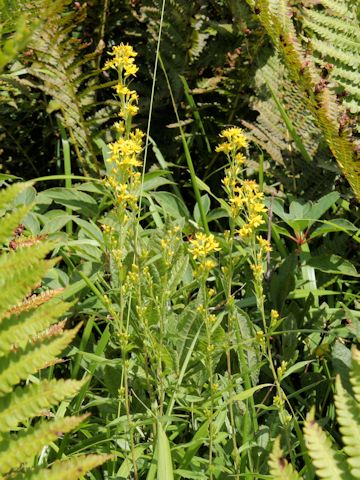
[
  {"left": 217, "top": 127, "right": 267, "bottom": 239},
  {"left": 189, "top": 232, "right": 220, "bottom": 275},
  {"left": 216, "top": 127, "right": 249, "bottom": 155},
  {"left": 103, "top": 44, "right": 144, "bottom": 211},
  {"left": 103, "top": 44, "right": 139, "bottom": 77},
  {"left": 189, "top": 233, "right": 221, "bottom": 259},
  {"left": 235, "top": 181, "right": 267, "bottom": 238}
]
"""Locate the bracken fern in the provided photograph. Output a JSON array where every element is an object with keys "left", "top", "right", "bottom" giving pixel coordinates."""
[
  {"left": 269, "top": 346, "right": 360, "bottom": 479},
  {"left": 0, "top": 182, "right": 109, "bottom": 478},
  {"left": 245, "top": 0, "right": 360, "bottom": 200}
]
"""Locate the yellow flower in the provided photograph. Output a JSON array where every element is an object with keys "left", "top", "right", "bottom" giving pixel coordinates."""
[
  {"left": 103, "top": 43, "right": 137, "bottom": 71},
  {"left": 257, "top": 236, "right": 272, "bottom": 253},
  {"left": 215, "top": 142, "right": 232, "bottom": 154},
  {"left": 235, "top": 152, "right": 246, "bottom": 164},
  {"left": 124, "top": 63, "right": 139, "bottom": 77},
  {"left": 189, "top": 233, "right": 221, "bottom": 259},
  {"left": 220, "top": 127, "right": 248, "bottom": 149}
]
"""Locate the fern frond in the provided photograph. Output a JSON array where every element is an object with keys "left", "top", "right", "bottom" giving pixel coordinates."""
[
  {"left": 10, "top": 454, "right": 112, "bottom": 480},
  {"left": 335, "top": 376, "right": 360, "bottom": 477},
  {"left": 0, "top": 414, "right": 88, "bottom": 476},
  {"left": 0, "top": 299, "right": 71, "bottom": 354},
  {"left": 246, "top": 0, "right": 360, "bottom": 200},
  {"left": 0, "top": 206, "right": 31, "bottom": 246},
  {"left": 304, "top": 3, "right": 360, "bottom": 114},
  {"left": 0, "top": 182, "right": 102, "bottom": 477},
  {"left": 0, "top": 378, "right": 85, "bottom": 432},
  {"left": 0, "top": 324, "right": 80, "bottom": 395},
  {"left": 0, "top": 181, "right": 31, "bottom": 211},
  {"left": 303, "top": 408, "right": 352, "bottom": 479},
  {"left": 350, "top": 346, "right": 360, "bottom": 404},
  {"left": 25, "top": 1, "right": 103, "bottom": 175},
  {"left": 268, "top": 437, "right": 302, "bottom": 479},
  {"left": 0, "top": 243, "right": 56, "bottom": 318},
  {"left": 320, "top": 0, "right": 356, "bottom": 17}
]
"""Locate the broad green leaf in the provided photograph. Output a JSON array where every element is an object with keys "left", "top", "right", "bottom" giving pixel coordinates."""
[
  {"left": 151, "top": 191, "right": 190, "bottom": 219},
  {"left": 281, "top": 360, "right": 314, "bottom": 381},
  {"left": 306, "top": 255, "right": 359, "bottom": 277},
  {"left": 310, "top": 219, "right": 358, "bottom": 239},
  {"left": 307, "top": 192, "right": 340, "bottom": 227},
  {"left": 37, "top": 188, "right": 98, "bottom": 217}
]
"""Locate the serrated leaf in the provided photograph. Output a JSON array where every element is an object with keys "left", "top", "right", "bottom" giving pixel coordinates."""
[
  {"left": 335, "top": 377, "right": 360, "bottom": 478},
  {"left": 268, "top": 437, "right": 302, "bottom": 480},
  {"left": 0, "top": 378, "right": 85, "bottom": 432},
  {"left": 0, "top": 299, "right": 71, "bottom": 354},
  {"left": 0, "top": 243, "right": 55, "bottom": 318},
  {"left": 304, "top": 408, "right": 351, "bottom": 479}
]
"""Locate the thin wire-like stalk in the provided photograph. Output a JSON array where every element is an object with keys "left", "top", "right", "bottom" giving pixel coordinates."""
[
  {"left": 136, "top": 0, "right": 166, "bottom": 228},
  {"left": 158, "top": 54, "right": 210, "bottom": 234}
]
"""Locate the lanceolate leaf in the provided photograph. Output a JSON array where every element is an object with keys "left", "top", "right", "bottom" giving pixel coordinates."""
[{"left": 156, "top": 422, "right": 174, "bottom": 480}]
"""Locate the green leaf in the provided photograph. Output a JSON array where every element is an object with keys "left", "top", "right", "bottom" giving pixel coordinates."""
[
  {"left": 151, "top": 192, "right": 190, "bottom": 220},
  {"left": 41, "top": 212, "right": 77, "bottom": 234},
  {"left": 281, "top": 360, "right": 314, "bottom": 381},
  {"left": 307, "top": 192, "right": 340, "bottom": 227},
  {"left": 310, "top": 219, "right": 358, "bottom": 239},
  {"left": 156, "top": 422, "right": 174, "bottom": 480},
  {"left": 37, "top": 188, "right": 98, "bottom": 217},
  {"left": 306, "top": 255, "right": 359, "bottom": 277},
  {"left": 194, "top": 194, "right": 210, "bottom": 224}
]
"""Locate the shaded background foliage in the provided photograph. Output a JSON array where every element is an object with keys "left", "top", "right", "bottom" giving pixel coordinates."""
[{"left": 2, "top": 0, "right": 355, "bottom": 203}]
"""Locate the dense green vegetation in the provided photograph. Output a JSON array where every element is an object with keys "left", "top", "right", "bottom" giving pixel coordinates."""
[{"left": 0, "top": 0, "right": 359, "bottom": 478}]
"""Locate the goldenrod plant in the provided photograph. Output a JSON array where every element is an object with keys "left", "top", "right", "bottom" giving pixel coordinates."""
[{"left": 0, "top": 182, "right": 109, "bottom": 478}]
